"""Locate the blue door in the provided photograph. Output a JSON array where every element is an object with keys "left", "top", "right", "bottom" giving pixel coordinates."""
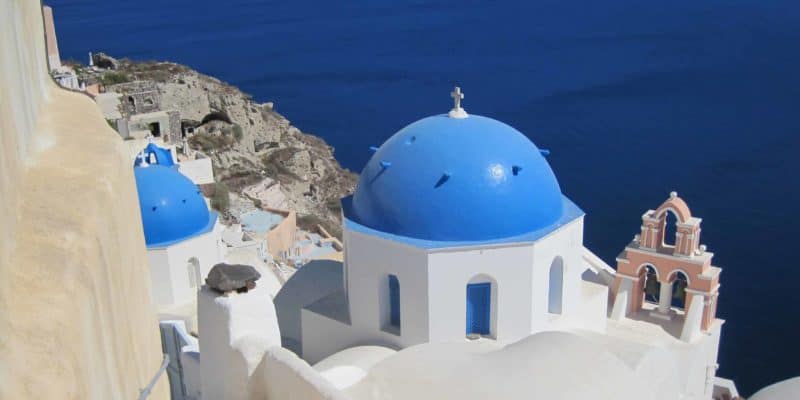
[{"left": 466, "top": 283, "right": 491, "bottom": 335}]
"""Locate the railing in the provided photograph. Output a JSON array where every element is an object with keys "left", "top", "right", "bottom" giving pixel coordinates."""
[{"left": 138, "top": 353, "right": 170, "bottom": 400}]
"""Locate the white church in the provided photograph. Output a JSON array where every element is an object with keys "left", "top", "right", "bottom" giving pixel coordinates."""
[
  {"left": 152, "top": 88, "right": 737, "bottom": 400},
  {"left": 291, "top": 88, "right": 601, "bottom": 361},
  {"left": 133, "top": 143, "right": 226, "bottom": 314}
]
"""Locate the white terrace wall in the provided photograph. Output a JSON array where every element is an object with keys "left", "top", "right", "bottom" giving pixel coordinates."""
[
  {"left": 0, "top": 1, "right": 168, "bottom": 398},
  {"left": 255, "top": 347, "right": 352, "bottom": 400}
]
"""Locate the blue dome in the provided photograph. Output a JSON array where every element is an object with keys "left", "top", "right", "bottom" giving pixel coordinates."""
[
  {"left": 134, "top": 143, "right": 175, "bottom": 167},
  {"left": 134, "top": 165, "right": 216, "bottom": 247},
  {"left": 350, "top": 114, "right": 564, "bottom": 241}
]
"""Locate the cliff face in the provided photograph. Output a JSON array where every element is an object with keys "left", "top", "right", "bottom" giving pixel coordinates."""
[
  {"left": 0, "top": 2, "right": 168, "bottom": 399},
  {"left": 85, "top": 60, "right": 358, "bottom": 236}
]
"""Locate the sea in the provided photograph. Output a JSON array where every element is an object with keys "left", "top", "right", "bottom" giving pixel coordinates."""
[{"left": 48, "top": 0, "right": 800, "bottom": 395}]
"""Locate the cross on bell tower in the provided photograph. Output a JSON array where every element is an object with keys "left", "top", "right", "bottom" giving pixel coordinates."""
[{"left": 448, "top": 86, "right": 468, "bottom": 119}]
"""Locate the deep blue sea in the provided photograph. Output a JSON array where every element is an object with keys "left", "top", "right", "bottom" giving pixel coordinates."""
[{"left": 48, "top": 0, "right": 800, "bottom": 395}]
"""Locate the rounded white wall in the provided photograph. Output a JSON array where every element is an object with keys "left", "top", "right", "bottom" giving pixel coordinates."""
[
  {"left": 427, "top": 243, "right": 534, "bottom": 343},
  {"left": 147, "top": 228, "right": 223, "bottom": 310},
  {"left": 344, "top": 230, "right": 431, "bottom": 346},
  {"left": 530, "top": 218, "right": 585, "bottom": 333}
]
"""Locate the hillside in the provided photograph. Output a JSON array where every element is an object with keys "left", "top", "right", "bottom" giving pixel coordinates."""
[{"left": 76, "top": 56, "right": 358, "bottom": 237}]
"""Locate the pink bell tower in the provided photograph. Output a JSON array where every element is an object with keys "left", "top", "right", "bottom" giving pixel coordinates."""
[{"left": 610, "top": 192, "right": 722, "bottom": 342}]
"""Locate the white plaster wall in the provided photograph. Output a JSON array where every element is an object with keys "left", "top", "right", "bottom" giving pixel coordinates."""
[
  {"left": 427, "top": 243, "right": 535, "bottom": 343},
  {"left": 299, "top": 229, "right": 431, "bottom": 363},
  {"left": 148, "top": 248, "right": 174, "bottom": 306},
  {"left": 301, "top": 307, "right": 406, "bottom": 364},
  {"left": 574, "top": 278, "right": 610, "bottom": 333},
  {"left": 255, "top": 346, "right": 350, "bottom": 400},
  {"left": 530, "top": 218, "right": 591, "bottom": 333},
  {"left": 178, "top": 158, "right": 214, "bottom": 185},
  {"left": 0, "top": 2, "right": 168, "bottom": 398},
  {"left": 344, "top": 230, "right": 431, "bottom": 346},
  {"left": 274, "top": 259, "right": 344, "bottom": 355},
  {"left": 198, "top": 285, "right": 281, "bottom": 400},
  {"left": 166, "top": 231, "right": 221, "bottom": 303}
]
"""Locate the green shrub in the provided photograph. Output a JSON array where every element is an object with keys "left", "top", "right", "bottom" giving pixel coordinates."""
[
  {"left": 100, "top": 72, "right": 131, "bottom": 85},
  {"left": 211, "top": 182, "right": 230, "bottom": 212},
  {"left": 232, "top": 124, "right": 244, "bottom": 141}
]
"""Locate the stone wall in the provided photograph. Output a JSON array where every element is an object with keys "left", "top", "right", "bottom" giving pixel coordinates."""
[
  {"left": 108, "top": 80, "right": 162, "bottom": 116},
  {"left": 0, "top": 1, "right": 168, "bottom": 398}
]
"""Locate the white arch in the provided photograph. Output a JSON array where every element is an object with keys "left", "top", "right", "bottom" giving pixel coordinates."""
[
  {"left": 187, "top": 257, "right": 201, "bottom": 289},
  {"left": 660, "top": 208, "right": 680, "bottom": 247},
  {"left": 548, "top": 257, "right": 564, "bottom": 314}
]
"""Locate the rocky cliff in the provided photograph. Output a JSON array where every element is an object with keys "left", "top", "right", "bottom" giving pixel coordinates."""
[{"left": 79, "top": 59, "right": 358, "bottom": 237}]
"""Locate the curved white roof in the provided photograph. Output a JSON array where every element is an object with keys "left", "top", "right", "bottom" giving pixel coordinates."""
[
  {"left": 314, "top": 346, "right": 397, "bottom": 390},
  {"left": 343, "top": 331, "right": 657, "bottom": 400},
  {"left": 750, "top": 377, "right": 800, "bottom": 400}
]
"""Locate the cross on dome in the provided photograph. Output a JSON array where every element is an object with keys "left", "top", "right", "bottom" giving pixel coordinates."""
[
  {"left": 137, "top": 150, "right": 149, "bottom": 167},
  {"left": 448, "top": 86, "right": 468, "bottom": 119}
]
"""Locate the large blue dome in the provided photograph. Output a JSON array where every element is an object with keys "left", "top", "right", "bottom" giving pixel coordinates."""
[
  {"left": 134, "top": 165, "right": 216, "bottom": 247},
  {"left": 349, "top": 114, "right": 564, "bottom": 242}
]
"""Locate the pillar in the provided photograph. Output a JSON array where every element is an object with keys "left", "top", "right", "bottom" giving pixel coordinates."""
[
  {"left": 658, "top": 281, "right": 673, "bottom": 314},
  {"left": 611, "top": 278, "right": 634, "bottom": 320},
  {"left": 680, "top": 292, "right": 704, "bottom": 342},
  {"left": 198, "top": 284, "right": 281, "bottom": 400}
]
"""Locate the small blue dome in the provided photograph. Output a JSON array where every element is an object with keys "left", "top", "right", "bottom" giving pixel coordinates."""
[
  {"left": 350, "top": 114, "right": 563, "bottom": 241},
  {"left": 134, "top": 165, "right": 216, "bottom": 247},
  {"left": 134, "top": 143, "right": 175, "bottom": 167}
]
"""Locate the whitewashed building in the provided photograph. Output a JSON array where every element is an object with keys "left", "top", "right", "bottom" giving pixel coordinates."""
[
  {"left": 265, "top": 89, "right": 731, "bottom": 400},
  {"left": 133, "top": 145, "right": 225, "bottom": 313}
]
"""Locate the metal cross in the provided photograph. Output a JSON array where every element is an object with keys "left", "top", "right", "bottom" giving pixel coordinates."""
[{"left": 137, "top": 151, "right": 148, "bottom": 166}]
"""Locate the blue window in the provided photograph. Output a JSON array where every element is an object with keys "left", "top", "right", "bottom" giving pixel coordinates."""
[
  {"left": 389, "top": 275, "right": 400, "bottom": 328},
  {"left": 466, "top": 282, "right": 491, "bottom": 335}
]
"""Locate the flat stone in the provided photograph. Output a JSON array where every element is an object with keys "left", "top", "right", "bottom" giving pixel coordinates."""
[{"left": 205, "top": 263, "right": 261, "bottom": 293}]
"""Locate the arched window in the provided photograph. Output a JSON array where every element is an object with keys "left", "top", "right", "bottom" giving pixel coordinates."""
[
  {"left": 662, "top": 210, "right": 678, "bottom": 247},
  {"left": 548, "top": 257, "right": 564, "bottom": 314},
  {"left": 388, "top": 275, "right": 400, "bottom": 329},
  {"left": 187, "top": 258, "right": 201, "bottom": 289},
  {"left": 642, "top": 265, "right": 660, "bottom": 304},
  {"left": 670, "top": 271, "right": 689, "bottom": 309}
]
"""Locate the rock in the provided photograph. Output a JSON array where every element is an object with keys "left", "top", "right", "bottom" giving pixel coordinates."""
[
  {"left": 287, "top": 150, "right": 311, "bottom": 174},
  {"left": 205, "top": 263, "right": 261, "bottom": 293},
  {"left": 92, "top": 52, "right": 119, "bottom": 70}
]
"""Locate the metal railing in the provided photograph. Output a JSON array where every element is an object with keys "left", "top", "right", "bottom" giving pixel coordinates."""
[{"left": 139, "top": 353, "right": 170, "bottom": 400}]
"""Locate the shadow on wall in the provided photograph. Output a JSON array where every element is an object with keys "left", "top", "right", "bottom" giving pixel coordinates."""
[{"left": 274, "top": 260, "right": 344, "bottom": 356}]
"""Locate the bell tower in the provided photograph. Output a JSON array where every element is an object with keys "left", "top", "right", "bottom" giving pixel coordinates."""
[{"left": 610, "top": 192, "right": 722, "bottom": 342}]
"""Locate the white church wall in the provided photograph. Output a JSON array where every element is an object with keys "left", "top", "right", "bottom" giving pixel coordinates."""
[
  {"left": 162, "top": 230, "right": 223, "bottom": 308},
  {"left": 301, "top": 309, "right": 404, "bottom": 365},
  {"left": 427, "top": 243, "right": 535, "bottom": 343},
  {"left": 574, "top": 278, "right": 610, "bottom": 333},
  {"left": 344, "top": 230, "right": 431, "bottom": 346},
  {"left": 530, "top": 217, "right": 597, "bottom": 333},
  {"left": 178, "top": 158, "right": 214, "bottom": 185},
  {"left": 148, "top": 249, "right": 174, "bottom": 306}
]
